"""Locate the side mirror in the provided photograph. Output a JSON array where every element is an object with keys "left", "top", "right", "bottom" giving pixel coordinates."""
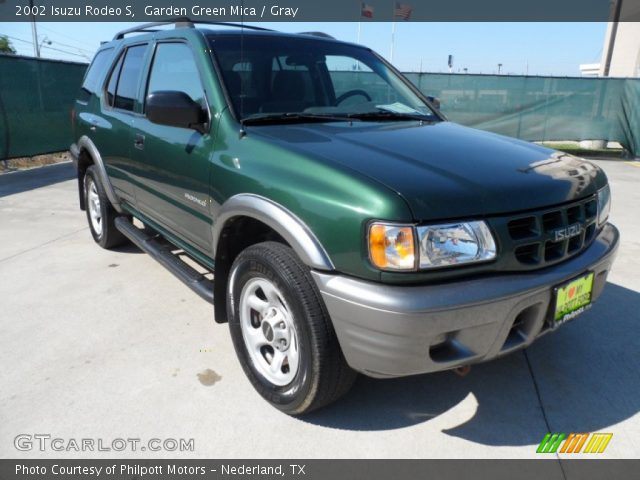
[
  {"left": 146, "top": 91, "right": 206, "bottom": 132},
  {"left": 426, "top": 95, "right": 441, "bottom": 110}
]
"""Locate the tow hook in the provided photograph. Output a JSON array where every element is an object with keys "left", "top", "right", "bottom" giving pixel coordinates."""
[{"left": 453, "top": 365, "right": 471, "bottom": 377}]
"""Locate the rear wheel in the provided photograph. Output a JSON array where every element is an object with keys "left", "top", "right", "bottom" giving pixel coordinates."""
[
  {"left": 227, "top": 241, "right": 356, "bottom": 415},
  {"left": 84, "top": 166, "right": 128, "bottom": 249}
]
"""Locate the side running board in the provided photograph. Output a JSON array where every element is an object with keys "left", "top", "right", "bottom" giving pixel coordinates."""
[{"left": 115, "top": 217, "right": 214, "bottom": 304}]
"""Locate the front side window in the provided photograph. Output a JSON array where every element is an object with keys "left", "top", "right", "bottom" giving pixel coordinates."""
[
  {"left": 105, "top": 44, "right": 147, "bottom": 112},
  {"left": 210, "top": 35, "right": 436, "bottom": 122},
  {"left": 146, "top": 43, "right": 205, "bottom": 108}
]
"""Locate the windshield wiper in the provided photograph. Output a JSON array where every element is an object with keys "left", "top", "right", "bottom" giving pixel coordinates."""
[
  {"left": 346, "top": 111, "right": 434, "bottom": 122},
  {"left": 241, "top": 112, "right": 353, "bottom": 126}
]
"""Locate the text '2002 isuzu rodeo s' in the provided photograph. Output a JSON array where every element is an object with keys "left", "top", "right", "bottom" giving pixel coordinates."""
[{"left": 70, "top": 21, "right": 619, "bottom": 414}]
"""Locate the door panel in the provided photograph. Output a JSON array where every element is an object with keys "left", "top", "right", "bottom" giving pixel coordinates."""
[
  {"left": 131, "top": 42, "right": 215, "bottom": 255},
  {"left": 133, "top": 120, "right": 214, "bottom": 253},
  {"left": 92, "top": 109, "right": 135, "bottom": 204},
  {"left": 95, "top": 44, "right": 148, "bottom": 203}
]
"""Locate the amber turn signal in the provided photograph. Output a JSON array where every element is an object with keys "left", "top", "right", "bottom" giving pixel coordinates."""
[{"left": 368, "top": 223, "right": 415, "bottom": 270}]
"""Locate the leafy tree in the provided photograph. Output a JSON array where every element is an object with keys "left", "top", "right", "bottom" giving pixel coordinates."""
[{"left": 0, "top": 36, "right": 16, "bottom": 55}]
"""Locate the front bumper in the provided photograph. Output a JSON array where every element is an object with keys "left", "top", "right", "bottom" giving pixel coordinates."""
[{"left": 312, "top": 223, "right": 619, "bottom": 378}]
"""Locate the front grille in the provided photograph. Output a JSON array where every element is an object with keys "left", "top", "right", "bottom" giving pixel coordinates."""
[{"left": 497, "top": 195, "right": 598, "bottom": 269}]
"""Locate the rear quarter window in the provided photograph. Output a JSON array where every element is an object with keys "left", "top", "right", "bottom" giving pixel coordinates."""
[{"left": 78, "top": 48, "right": 114, "bottom": 102}]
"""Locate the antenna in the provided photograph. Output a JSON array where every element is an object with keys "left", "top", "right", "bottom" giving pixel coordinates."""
[{"left": 239, "top": 0, "right": 246, "bottom": 136}]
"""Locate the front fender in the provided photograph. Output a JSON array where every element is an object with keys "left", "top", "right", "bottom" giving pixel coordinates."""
[{"left": 212, "top": 194, "right": 334, "bottom": 271}]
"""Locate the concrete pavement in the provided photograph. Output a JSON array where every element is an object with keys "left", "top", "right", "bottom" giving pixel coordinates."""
[{"left": 0, "top": 159, "right": 639, "bottom": 460}]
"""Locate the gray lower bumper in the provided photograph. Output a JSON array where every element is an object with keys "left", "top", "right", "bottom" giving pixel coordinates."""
[{"left": 312, "top": 223, "right": 619, "bottom": 378}]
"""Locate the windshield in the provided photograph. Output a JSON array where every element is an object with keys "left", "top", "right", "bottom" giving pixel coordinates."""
[{"left": 207, "top": 34, "right": 438, "bottom": 123}]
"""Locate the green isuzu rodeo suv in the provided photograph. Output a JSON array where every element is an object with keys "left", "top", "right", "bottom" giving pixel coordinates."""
[{"left": 70, "top": 21, "right": 619, "bottom": 414}]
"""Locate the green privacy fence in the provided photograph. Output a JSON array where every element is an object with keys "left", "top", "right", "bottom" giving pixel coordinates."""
[
  {"left": 0, "top": 54, "right": 87, "bottom": 160},
  {"left": 1, "top": 55, "right": 639, "bottom": 160},
  {"left": 405, "top": 72, "right": 640, "bottom": 157}
]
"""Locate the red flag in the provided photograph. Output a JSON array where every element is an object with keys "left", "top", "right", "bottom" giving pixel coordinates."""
[
  {"left": 361, "top": 2, "right": 374, "bottom": 18},
  {"left": 394, "top": 2, "right": 412, "bottom": 20}
]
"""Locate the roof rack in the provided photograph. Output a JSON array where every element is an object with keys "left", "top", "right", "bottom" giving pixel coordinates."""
[
  {"left": 298, "top": 32, "right": 336, "bottom": 39},
  {"left": 113, "top": 18, "right": 273, "bottom": 40}
]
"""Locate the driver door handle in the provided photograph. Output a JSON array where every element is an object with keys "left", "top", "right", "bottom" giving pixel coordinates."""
[{"left": 134, "top": 133, "right": 145, "bottom": 150}]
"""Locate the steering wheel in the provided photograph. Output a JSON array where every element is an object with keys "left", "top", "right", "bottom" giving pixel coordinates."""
[{"left": 335, "top": 89, "right": 372, "bottom": 106}]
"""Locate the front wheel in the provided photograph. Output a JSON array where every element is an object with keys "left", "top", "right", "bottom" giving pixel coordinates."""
[{"left": 227, "top": 242, "right": 356, "bottom": 415}]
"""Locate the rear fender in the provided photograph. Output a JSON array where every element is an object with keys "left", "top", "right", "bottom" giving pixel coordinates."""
[{"left": 74, "top": 136, "right": 122, "bottom": 213}]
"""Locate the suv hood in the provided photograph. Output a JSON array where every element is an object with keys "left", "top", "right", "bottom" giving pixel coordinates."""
[{"left": 252, "top": 121, "right": 607, "bottom": 221}]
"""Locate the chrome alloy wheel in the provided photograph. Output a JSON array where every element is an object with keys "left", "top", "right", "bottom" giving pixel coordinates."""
[
  {"left": 239, "top": 278, "right": 300, "bottom": 386},
  {"left": 87, "top": 177, "right": 103, "bottom": 237}
]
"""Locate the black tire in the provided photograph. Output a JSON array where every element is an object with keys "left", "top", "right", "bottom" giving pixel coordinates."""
[
  {"left": 227, "top": 241, "right": 356, "bottom": 415},
  {"left": 83, "top": 166, "right": 128, "bottom": 249}
]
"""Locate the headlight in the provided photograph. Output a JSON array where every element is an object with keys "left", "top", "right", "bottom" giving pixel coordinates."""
[
  {"left": 417, "top": 221, "right": 496, "bottom": 269},
  {"left": 597, "top": 184, "right": 611, "bottom": 225},
  {"left": 368, "top": 221, "right": 497, "bottom": 271},
  {"left": 368, "top": 223, "right": 416, "bottom": 270}
]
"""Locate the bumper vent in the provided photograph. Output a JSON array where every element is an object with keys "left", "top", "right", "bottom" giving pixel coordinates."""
[{"left": 503, "top": 196, "right": 598, "bottom": 268}]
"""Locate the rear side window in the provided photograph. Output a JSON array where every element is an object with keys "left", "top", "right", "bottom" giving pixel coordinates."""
[
  {"left": 105, "top": 53, "right": 124, "bottom": 107},
  {"left": 79, "top": 48, "right": 113, "bottom": 101},
  {"left": 105, "top": 44, "right": 147, "bottom": 112}
]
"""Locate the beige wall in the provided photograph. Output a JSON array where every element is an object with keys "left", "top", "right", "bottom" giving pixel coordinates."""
[{"left": 599, "top": 22, "right": 640, "bottom": 77}]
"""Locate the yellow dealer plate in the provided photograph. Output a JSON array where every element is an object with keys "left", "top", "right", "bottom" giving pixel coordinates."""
[{"left": 554, "top": 272, "right": 595, "bottom": 323}]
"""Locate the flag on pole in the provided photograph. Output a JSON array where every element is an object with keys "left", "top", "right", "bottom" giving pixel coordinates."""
[
  {"left": 394, "top": 2, "right": 412, "bottom": 20},
  {"left": 361, "top": 2, "right": 374, "bottom": 18}
]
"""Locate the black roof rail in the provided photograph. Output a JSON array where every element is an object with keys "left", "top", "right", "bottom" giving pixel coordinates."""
[
  {"left": 113, "top": 18, "right": 273, "bottom": 40},
  {"left": 298, "top": 32, "right": 336, "bottom": 39}
]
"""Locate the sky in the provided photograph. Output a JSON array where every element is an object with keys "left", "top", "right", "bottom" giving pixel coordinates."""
[{"left": 0, "top": 22, "right": 608, "bottom": 76}]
